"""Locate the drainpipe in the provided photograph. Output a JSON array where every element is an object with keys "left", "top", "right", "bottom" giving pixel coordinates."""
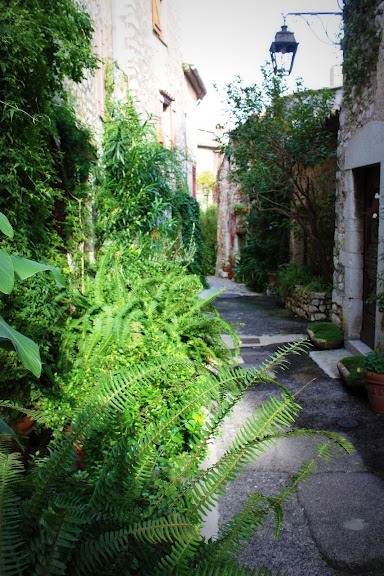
[{"left": 111, "top": 0, "right": 119, "bottom": 104}]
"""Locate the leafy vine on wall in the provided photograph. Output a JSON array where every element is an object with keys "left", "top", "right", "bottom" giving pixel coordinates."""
[{"left": 342, "top": 0, "right": 383, "bottom": 99}]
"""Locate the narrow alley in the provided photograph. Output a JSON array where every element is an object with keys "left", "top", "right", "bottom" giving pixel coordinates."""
[{"left": 201, "top": 276, "right": 384, "bottom": 576}]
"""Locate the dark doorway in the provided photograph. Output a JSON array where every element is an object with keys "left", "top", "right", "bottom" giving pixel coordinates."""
[{"left": 355, "top": 164, "right": 380, "bottom": 349}]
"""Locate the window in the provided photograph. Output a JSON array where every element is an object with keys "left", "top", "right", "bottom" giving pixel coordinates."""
[{"left": 157, "top": 90, "right": 175, "bottom": 147}]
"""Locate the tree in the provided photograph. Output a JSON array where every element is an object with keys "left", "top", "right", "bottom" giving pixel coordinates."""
[
  {"left": 197, "top": 171, "right": 216, "bottom": 208},
  {"left": 224, "top": 69, "right": 338, "bottom": 281}
]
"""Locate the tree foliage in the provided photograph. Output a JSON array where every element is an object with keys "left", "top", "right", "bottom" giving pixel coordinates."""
[
  {"left": 200, "top": 205, "right": 218, "bottom": 275},
  {"left": 97, "top": 96, "right": 207, "bottom": 278},
  {"left": 224, "top": 69, "right": 338, "bottom": 281},
  {"left": 0, "top": 0, "right": 97, "bottom": 257}
]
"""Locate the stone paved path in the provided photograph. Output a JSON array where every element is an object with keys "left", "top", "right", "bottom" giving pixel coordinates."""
[{"left": 201, "top": 276, "right": 384, "bottom": 576}]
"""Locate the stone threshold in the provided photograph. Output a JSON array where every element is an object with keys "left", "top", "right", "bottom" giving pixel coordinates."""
[{"left": 221, "top": 333, "right": 308, "bottom": 350}]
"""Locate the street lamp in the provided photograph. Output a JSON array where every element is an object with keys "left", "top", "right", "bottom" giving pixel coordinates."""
[
  {"left": 269, "top": 20, "right": 299, "bottom": 76},
  {"left": 270, "top": 12, "right": 343, "bottom": 76}
]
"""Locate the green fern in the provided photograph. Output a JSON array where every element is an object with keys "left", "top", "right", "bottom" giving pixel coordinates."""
[
  {"left": 0, "top": 344, "right": 353, "bottom": 575},
  {"left": 0, "top": 447, "right": 26, "bottom": 575}
]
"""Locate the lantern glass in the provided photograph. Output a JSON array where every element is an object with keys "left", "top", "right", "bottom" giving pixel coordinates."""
[{"left": 270, "top": 25, "right": 299, "bottom": 76}]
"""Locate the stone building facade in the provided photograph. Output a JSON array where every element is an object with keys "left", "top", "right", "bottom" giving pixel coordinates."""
[
  {"left": 70, "top": 0, "right": 205, "bottom": 192},
  {"left": 215, "top": 155, "right": 245, "bottom": 276},
  {"left": 332, "top": 2, "right": 384, "bottom": 353}
]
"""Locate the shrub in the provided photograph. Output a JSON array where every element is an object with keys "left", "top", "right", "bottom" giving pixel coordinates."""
[
  {"left": 96, "top": 95, "right": 206, "bottom": 281},
  {"left": 35, "top": 244, "right": 239, "bottom": 431},
  {"left": 233, "top": 243, "right": 268, "bottom": 292},
  {"left": 275, "top": 263, "right": 332, "bottom": 301},
  {"left": 0, "top": 1, "right": 97, "bottom": 260}
]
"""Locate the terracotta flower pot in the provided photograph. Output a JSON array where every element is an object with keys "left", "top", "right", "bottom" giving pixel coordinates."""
[
  {"left": 363, "top": 372, "right": 384, "bottom": 414},
  {"left": 10, "top": 415, "right": 34, "bottom": 436}
]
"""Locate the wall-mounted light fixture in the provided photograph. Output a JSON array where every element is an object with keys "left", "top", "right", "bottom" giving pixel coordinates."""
[{"left": 270, "top": 12, "right": 343, "bottom": 76}]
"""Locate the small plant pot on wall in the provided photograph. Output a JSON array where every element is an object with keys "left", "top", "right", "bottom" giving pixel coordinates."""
[
  {"left": 363, "top": 372, "right": 384, "bottom": 414},
  {"left": 10, "top": 415, "right": 34, "bottom": 437},
  {"left": 306, "top": 322, "right": 344, "bottom": 350}
]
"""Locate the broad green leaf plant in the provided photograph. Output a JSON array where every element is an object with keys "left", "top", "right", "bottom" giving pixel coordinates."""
[{"left": 0, "top": 213, "right": 65, "bottom": 377}]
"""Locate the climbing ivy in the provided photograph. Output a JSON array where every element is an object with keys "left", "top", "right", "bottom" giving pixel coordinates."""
[
  {"left": 342, "top": 0, "right": 383, "bottom": 99},
  {"left": 172, "top": 192, "right": 207, "bottom": 279}
]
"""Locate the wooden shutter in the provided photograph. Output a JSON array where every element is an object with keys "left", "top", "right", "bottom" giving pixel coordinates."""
[{"left": 152, "top": 0, "right": 162, "bottom": 37}]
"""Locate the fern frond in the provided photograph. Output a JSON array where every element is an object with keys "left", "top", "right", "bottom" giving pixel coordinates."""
[
  {"left": 154, "top": 526, "right": 200, "bottom": 575},
  {"left": 0, "top": 451, "right": 27, "bottom": 575},
  {"left": 71, "top": 515, "right": 198, "bottom": 576},
  {"left": 24, "top": 441, "right": 82, "bottom": 531},
  {"left": 173, "top": 393, "right": 301, "bottom": 518},
  {"left": 272, "top": 502, "right": 284, "bottom": 540},
  {"left": 131, "top": 514, "right": 198, "bottom": 545},
  {"left": 215, "top": 491, "right": 272, "bottom": 557},
  {"left": 314, "top": 431, "right": 354, "bottom": 456},
  {"left": 29, "top": 499, "right": 87, "bottom": 576},
  {"left": 208, "top": 456, "right": 321, "bottom": 566},
  {"left": 189, "top": 565, "right": 282, "bottom": 576},
  {"left": 254, "top": 339, "right": 312, "bottom": 379},
  {"left": 24, "top": 362, "right": 166, "bottom": 524},
  {"left": 89, "top": 434, "right": 157, "bottom": 518},
  {"left": 0, "top": 402, "right": 49, "bottom": 427},
  {"left": 153, "top": 383, "right": 249, "bottom": 510},
  {"left": 153, "top": 371, "right": 296, "bottom": 513},
  {"left": 231, "top": 393, "right": 301, "bottom": 449},
  {"left": 88, "top": 362, "right": 256, "bottom": 518}
]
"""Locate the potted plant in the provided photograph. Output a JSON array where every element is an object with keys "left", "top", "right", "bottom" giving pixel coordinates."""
[
  {"left": 221, "top": 261, "right": 230, "bottom": 278},
  {"left": 306, "top": 322, "right": 344, "bottom": 350},
  {"left": 337, "top": 355, "right": 366, "bottom": 395},
  {"left": 361, "top": 351, "right": 384, "bottom": 414}
]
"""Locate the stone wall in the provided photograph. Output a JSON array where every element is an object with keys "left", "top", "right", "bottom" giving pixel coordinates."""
[
  {"left": 68, "top": 0, "right": 111, "bottom": 152},
  {"left": 332, "top": 1, "right": 384, "bottom": 349},
  {"left": 286, "top": 287, "right": 332, "bottom": 321},
  {"left": 215, "top": 155, "right": 244, "bottom": 275},
  {"left": 71, "top": 0, "right": 199, "bottom": 173}
]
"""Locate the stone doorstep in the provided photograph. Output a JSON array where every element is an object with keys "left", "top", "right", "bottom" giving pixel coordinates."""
[
  {"left": 309, "top": 348, "right": 352, "bottom": 379},
  {"left": 221, "top": 333, "right": 355, "bottom": 380},
  {"left": 221, "top": 333, "right": 308, "bottom": 350}
]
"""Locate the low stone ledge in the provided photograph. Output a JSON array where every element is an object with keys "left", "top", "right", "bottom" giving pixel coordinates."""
[{"left": 285, "top": 285, "right": 332, "bottom": 321}]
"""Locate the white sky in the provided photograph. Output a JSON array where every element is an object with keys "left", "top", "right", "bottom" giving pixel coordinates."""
[{"left": 180, "top": 0, "right": 343, "bottom": 129}]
